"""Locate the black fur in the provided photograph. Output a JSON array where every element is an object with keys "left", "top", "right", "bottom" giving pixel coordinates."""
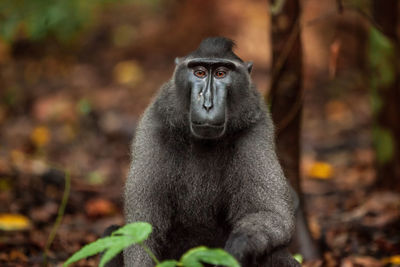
[
  {"left": 187, "top": 37, "right": 243, "bottom": 62},
  {"left": 116, "top": 37, "right": 299, "bottom": 267}
]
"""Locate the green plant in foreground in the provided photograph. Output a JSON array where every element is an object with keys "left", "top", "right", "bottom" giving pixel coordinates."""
[{"left": 63, "top": 222, "right": 240, "bottom": 267}]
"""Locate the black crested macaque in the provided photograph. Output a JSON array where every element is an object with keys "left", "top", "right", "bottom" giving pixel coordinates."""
[{"left": 121, "top": 37, "right": 299, "bottom": 267}]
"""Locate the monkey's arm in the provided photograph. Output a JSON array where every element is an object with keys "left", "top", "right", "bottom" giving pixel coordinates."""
[
  {"left": 224, "top": 123, "right": 296, "bottom": 264},
  {"left": 124, "top": 161, "right": 173, "bottom": 266},
  {"left": 123, "top": 117, "right": 172, "bottom": 266}
]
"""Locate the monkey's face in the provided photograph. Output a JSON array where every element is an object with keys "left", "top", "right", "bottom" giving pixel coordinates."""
[{"left": 175, "top": 58, "right": 252, "bottom": 139}]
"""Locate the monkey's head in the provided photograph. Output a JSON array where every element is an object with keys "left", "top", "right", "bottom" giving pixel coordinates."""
[{"left": 172, "top": 37, "right": 259, "bottom": 140}]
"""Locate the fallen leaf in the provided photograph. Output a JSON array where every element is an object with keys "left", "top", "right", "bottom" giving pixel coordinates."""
[
  {"left": 341, "top": 191, "right": 400, "bottom": 227},
  {"left": 9, "top": 250, "right": 28, "bottom": 262},
  {"left": 85, "top": 171, "right": 107, "bottom": 185},
  {"left": 382, "top": 255, "right": 400, "bottom": 265},
  {"left": 31, "top": 126, "right": 51, "bottom": 147},
  {"left": 30, "top": 202, "right": 58, "bottom": 222},
  {"left": 113, "top": 60, "right": 143, "bottom": 85},
  {"left": 0, "top": 214, "right": 31, "bottom": 231},
  {"left": 33, "top": 94, "right": 76, "bottom": 122},
  {"left": 308, "top": 161, "right": 333, "bottom": 179},
  {"left": 85, "top": 198, "right": 116, "bottom": 217},
  {"left": 342, "top": 256, "right": 383, "bottom": 267}
]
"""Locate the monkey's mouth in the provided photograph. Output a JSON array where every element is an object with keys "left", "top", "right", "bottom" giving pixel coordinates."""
[{"left": 190, "top": 122, "right": 226, "bottom": 139}]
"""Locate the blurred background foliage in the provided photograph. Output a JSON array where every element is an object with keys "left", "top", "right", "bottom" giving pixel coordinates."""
[
  {"left": 0, "top": 0, "right": 160, "bottom": 43},
  {"left": 368, "top": 27, "right": 395, "bottom": 165}
]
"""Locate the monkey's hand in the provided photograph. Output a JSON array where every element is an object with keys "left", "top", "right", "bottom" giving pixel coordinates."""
[
  {"left": 225, "top": 231, "right": 301, "bottom": 267},
  {"left": 224, "top": 232, "right": 259, "bottom": 266}
]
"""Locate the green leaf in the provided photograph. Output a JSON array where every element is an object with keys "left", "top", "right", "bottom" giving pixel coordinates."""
[
  {"left": 98, "top": 243, "right": 126, "bottom": 267},
  {"left": 373, "top": 126, "right": 394, "bottom": 164},
  {"left": 0, "top": 14, "right": 19, "bottom": 41},
  {"left": 368, "top": 27, "right": 396, "bottom": 88},
  {"left": 293, "top": 253, "right": 303, "bottom": 264},
  {"left": 369, "top": 90, "right": 383, "bottom": 115},
  {"left": 77, "top": 98, "right": 92, "bottom": 115},
  {"left": 63, "top": 236, "right": 122, "bottom": 267},
  {"left": 112, "top": 222, "right": 152, "bottom": 242},
  {"left": 180, "top": 246, "right": 240, "bottom": 267},
  {"left": 63, "top": 222, "right": 153, "bottom": 267},
  {"left": 156, "top": 260, "right": 180, "bottom": 267}
]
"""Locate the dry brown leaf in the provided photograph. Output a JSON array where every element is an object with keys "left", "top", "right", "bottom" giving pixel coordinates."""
[
  {"left": 342, "top": 256, "right": 383, "bottom": 267},
  {"left": 9, "top": 250, "right": 28, "bottom": 262},
  {"left": 341, "top": 191, "right": 400, "bottom": 227}
]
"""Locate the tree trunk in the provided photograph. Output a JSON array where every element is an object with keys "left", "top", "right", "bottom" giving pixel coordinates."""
[{"left": 268, "top": 0, "right": 320, "bottom": 260}]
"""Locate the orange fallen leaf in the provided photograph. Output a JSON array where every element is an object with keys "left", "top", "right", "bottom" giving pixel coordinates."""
[
  {"left": 31, "top": 126, "right": 51, "bottom": 147},
  {"left": 308, "top": 161, "right": 333, "bottom": 179},
  {"left": 382, "top": 255, "right": 400, "bottom": 265},
  {"left": 85, "top": 198, "right": 116, "bottom": 217},
  {"left": 0, "top": 214, "right": 31, "bottom": 231}
]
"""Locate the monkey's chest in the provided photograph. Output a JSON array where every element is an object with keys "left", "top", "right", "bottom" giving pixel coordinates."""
[
  {"left": 165, "top": 178, "right": 230, "bottom": 256},
  {"left": 173, "top": 176, "right": 228, "bottom": 228},
  {"left": 166, "top": 148, "right": 232, "bottom": 226}
]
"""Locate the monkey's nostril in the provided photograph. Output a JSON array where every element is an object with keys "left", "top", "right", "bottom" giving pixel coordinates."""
[{"left": 203, "top": 104, "right": 213, "bottom": 111}]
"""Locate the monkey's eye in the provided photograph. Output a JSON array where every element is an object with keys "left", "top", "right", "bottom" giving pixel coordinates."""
[
  {"left": 194, "top": 70, "right": 207, "bottom": 78},
  {"left": 214, "top": 70, "right": 227, "bottom": 78}
]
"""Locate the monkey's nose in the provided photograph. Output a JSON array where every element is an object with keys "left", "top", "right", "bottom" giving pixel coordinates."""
[{"left": 203, "top": 101, "right": 213, "bottom": 111}]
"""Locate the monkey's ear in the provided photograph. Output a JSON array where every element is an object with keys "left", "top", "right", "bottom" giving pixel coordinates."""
[
  {"left": 175, "top": 57, "right": 182, "bottom": 65},
  {"left": 246, "top": 61, "right": 253, "bottom": 73}
]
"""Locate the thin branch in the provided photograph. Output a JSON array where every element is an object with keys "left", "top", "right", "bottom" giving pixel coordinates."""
[{"left": 43, "top": 169, "right": 71, "bottom": 267}]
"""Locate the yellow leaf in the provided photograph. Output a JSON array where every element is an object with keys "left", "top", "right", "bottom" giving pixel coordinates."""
[
  {"left": 308, "top": 161, "right": 333, "bottom": 179},
  {"left": 31, "top": 126, "right": 51, "bottom": 147},
  {"left": 113, "top": 60, "right": 143, "bottom": 85},
  {"left": 0, "top": 214, "right": 31, "bottom": 231},
  {"left": 382, "top": 255, "right": 400, "bottom": 265}
]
